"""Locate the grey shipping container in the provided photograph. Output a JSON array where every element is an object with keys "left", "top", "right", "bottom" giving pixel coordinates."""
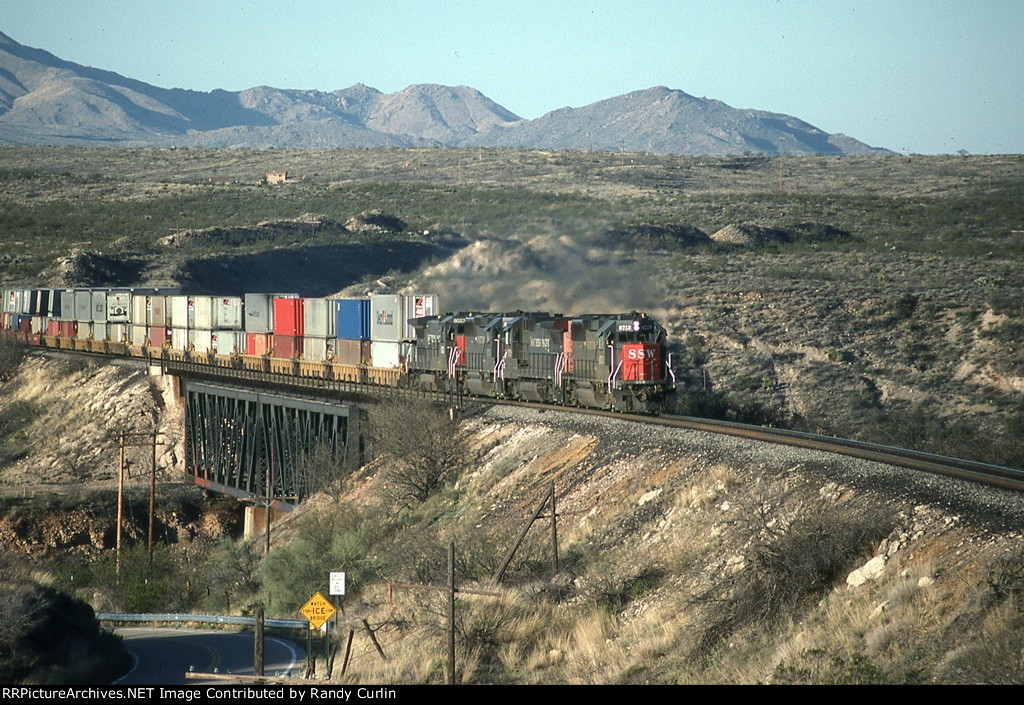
[
  {"left": 74, "top": 291, "right": 93, "bottom": 322},
  {"left": 304, "top": 337, "right": 334, "bottom": 362},
  {"left": 369, "top": 294, "right": 402, "bottom": 343},
  {"left": 303, "top": 299, "right": 335, "bottom": 338},
  {"left": 91, "top": 291, "right": 108, "bottom": 323},
  {"left": 60, "top": 290, "right": 76, "bottom": 321}
]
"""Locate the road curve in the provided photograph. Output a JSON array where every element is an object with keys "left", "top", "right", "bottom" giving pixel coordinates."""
[{"left": 114, "top": 627, "right": 303, "bottom": 685}]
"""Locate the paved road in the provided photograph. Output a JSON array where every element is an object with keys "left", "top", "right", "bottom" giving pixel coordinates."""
[{"left": 115, "top": 627, "right": 303, "bottom": 684}]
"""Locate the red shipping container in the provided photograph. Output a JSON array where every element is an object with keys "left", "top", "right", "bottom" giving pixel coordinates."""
[
  {"left": 150, "top": 327, "right": 169, "bottom": 348},
  {"left": 273, "top": 298, "right": 304, "bottom": 337},
  {"left": 59, "top": 321, "right": 76, "bottom": 338},
  {"left": 46, "top": 319, "right": 60, "bottom": 337},
  {"left": 274, "top": 335, "right": 302, "bottom": 359},
  {"left": 246, "top": 333, "right": 272, "bottom": 356}
]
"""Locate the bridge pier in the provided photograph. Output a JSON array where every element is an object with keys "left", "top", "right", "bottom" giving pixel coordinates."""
[{"left": 243, "top": 504, "right": 289, "bottom": 539}]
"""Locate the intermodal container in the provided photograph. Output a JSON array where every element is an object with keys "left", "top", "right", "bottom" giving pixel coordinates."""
[
  {"left": 274, "top": 334, "right": 302, "bottom": 359},
  {"left": 132, "top": 295, "right": 148, "bottom": 326},
  {"left": 93, "top": 323, "right": 108, "bottom": 342},
  {"left": 215, "top": 297, "right": 243, "bottom": 330},
  {"left": 213, "top": 331, "right": 244, "bottom": 355},
  {"left": 168, "top": 296, "right": 189, "bottom": 328},
  {"left": 193, "top": 329, "right": 214, "bottom": 354},
  {"left": 106, "top": 290, "right": 131, "bottom": 323},
  {"left": 76, "top": 322, "right": 92, "bottom": 340},
  {"left": 273, "top": 298, "right": 304, "bottom": 337},
  {"left": 192, "top": 297, "right": 214, "bottom": 330},
  {"left": 59, "top": 291, "right": 76, "bottom": 321},
  {"left": 150, "top": 327, "right": 169, "bottom": 348},
  {"left": 304, "top": 337, "right": 334, "bottom": 362},
  {"left": 59, "top": 321, "right": 76, "bottom": 338},
  {"left": 303, "top": 299, "right": 335, "bottom": 338},
  {"left": 91, "top": 291, "right": 108, "bottom": 323},
  {"left": 370, "top": 341, "right": 403, "bottom": 369},
  {"left": 150, "top": 296, "right": 168, "bottom": 327},
  {"left": 74, "top": 291, "right": 93, "bottom": 322},
  {"left": 46, "top": 319, "right": 60, "bottom": 337},
  {"left": 335, "top": 339, "right": 371, "bottom": 366},
  {"left": 245, "top": 333, "right": 272, "bottom": 356},
  {"left": 109, "top": 324, "right": 127, "bottom": 344},
  {"left": 369, "top": 294, "right": 402, "bottom": 342},
  {"left": 171, "top": 327, "right": 188, "bottom": 352},
  {"left": 335, "top": 299, "right": 371, "bottom": 341}
]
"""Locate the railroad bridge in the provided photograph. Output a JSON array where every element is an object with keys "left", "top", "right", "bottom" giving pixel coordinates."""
[{"left": 160, "top": 359, "right": 458, "bottom": 533}]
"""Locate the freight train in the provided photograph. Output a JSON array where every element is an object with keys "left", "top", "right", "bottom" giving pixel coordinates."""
[{"left": 1, "top": 287, "right": 677, "bottom": 414}]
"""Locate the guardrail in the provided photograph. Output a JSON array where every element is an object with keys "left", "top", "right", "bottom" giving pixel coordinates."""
[{"left": 98, "top": 612, "right": 307, "bottom": 629}]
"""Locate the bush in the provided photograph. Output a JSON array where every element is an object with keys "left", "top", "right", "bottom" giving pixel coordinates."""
[
  {"left": 369, "top": 397, "right": 467, "bottom": 506},
  {"left": 693, "top": 489, "right": 893, "bottom": 661},
  {"left": 0, "top": 338, "right": 25, "bottom": 383}
]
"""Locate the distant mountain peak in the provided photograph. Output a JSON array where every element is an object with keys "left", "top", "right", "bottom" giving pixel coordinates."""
[{"left": 0, "top": 30, "right": 891, "bottom": 154}]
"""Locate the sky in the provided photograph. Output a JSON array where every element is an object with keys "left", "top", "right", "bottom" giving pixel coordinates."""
[{"left": 2, "top": 0, "right": 1023, "bottom": 154}]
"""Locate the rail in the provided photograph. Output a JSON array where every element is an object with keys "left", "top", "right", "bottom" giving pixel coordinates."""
[{"left": 26, "top": 345, "right": 1024, "bottom": 494}]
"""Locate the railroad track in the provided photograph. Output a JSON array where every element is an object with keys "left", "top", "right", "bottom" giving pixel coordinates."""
[
  {"left": 29, "top": 347, "right": 1024, "bottom": 493},
  {"left": 488, "top": 399, "right": 1024, "bottom": 493}
]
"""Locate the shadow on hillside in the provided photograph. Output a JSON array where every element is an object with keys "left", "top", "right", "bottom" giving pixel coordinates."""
[{"left": 175, "top": 240, "right": 460, "bottom": 296}]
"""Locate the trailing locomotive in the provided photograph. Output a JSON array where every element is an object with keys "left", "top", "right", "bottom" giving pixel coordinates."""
[{"left": 1, "top": 287, "right": 676, "bottom": 414}]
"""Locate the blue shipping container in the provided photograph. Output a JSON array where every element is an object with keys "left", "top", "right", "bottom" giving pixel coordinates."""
[{"left": 335, "top": 299, "right": 371, "bottom": 341}]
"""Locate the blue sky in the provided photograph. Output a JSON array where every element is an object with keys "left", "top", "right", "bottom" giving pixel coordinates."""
[{"left": 3, "top": 0, "right": 1022, "bottom": 154}]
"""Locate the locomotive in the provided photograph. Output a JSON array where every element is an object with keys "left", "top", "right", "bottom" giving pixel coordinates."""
[
  {"left": 1, "top": 287, "right": 676, "bottom": 414},
  {"left": 408, "top": 310, "right": 676, "bottom": 413}
]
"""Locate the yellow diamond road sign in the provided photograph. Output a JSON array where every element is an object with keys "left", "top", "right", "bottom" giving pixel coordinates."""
[{"left": 299, "top": 591, "right": 336, "bottom": 629}]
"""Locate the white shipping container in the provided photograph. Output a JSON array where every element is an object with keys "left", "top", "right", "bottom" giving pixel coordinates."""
[
  {"left": 215, "top": 297, "right": 243, "bottom": 330},
  {"left": 193, "top": 328, "right": 213, "bottom": 353},
  {"left": 244, "top": 293, "right": 273, "bottom": 334},
  {"left": 106, "top": 290, "right": 131, "bottom": 323},
  {"left": 130, "top": 324, "right": 148, "bottom": 347},
  {"left": 131, "top": 295, "right": 148, "bottom": 326},
  {"left": 370, "top": 341, "right": 403, "bottom": 369},
  {"left": 77, "top": 322, "right": 92, "bottom": 340},
  {"left": 93, "top": 323, "right": 108, "bottom": 341},
  {"left": 109, "top": 324, "right": 127, "bottom": 343},
  {"left": 402, "top": 294, "right": 438, "bottom": 341},
  {"left": 30, "top": 316, "right": 44, "bottom": 335},
  {"left": 192, "top": 296, "right": 214, "bottom": 329},
  {"left": 171, "top": 328, "right": 189, "bottom": 352},
  {"left": 60, "top": 290, "right": 76, "bottom": 321},
  {"left": 169, "top": 296, "right": 190, "bottom": 328}
]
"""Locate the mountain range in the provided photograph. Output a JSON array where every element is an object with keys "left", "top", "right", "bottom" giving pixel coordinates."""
[{"left": 0, "top": 31, "right": 890, "bottom": 155}]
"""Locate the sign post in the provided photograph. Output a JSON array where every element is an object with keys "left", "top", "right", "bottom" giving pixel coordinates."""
[{"left": 299, "top": 591, "right": 337, "bottom": 678}]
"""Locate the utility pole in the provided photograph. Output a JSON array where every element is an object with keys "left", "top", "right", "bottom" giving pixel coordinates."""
[{"left": 778, "top": 136, "right": 785, "bottom": 192}]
